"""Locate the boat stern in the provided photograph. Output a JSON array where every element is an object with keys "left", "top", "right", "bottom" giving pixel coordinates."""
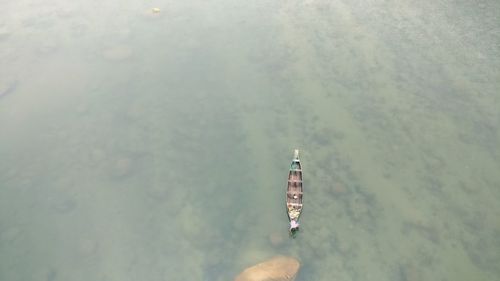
[{"left": 290, "top": 220, "right": 300, "bottom": 232}]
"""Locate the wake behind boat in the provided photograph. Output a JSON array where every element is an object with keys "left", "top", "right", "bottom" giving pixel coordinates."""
[{"left": 286, "top": 149, "right": 303, "bottom": 233}]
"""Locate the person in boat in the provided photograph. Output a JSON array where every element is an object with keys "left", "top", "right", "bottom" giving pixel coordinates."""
[{"left": 290, "top": 220, "right": 299, "bottom": 232}]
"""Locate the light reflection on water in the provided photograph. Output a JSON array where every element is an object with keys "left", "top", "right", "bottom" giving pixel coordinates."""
[{"left": 1, "top": 0, "right": 499, "bottom": 280}]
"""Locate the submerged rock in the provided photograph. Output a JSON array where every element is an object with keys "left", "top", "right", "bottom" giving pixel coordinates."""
[
  {"left": 31, "top": 266, "right": 57, "bottom": 281},
  {"left": 146, "top": 184, "right": 169, "bottom": 201},
  {"left": 77, "top": 239, "right": 98, "bottom": 256},
  {"left": 111, "top": 157, "right": 133, "bottom": 178},
  {"left": 332, "top": 181, "right": 347, "bottom": 195},
  {"left": 90, "top": 149, "right": 105, "bottom": 163},
  {"left": 268, "top": 231, "right": 285, "bottom": 247},
  {"left": 1, "top": 227, "right": 21, "bottom": 242},
  {"left": 398, "top": 262, "right": 422, "bottom": 281},
  {"left": 0, "top": 27, "right": 11, "bottom": 41},
  {"left": 51, "top": 198, "right": 77, "bottom": 214},
  {"left": 0, "top": 77, "right": 17, "bottom": 98},
  {"left": 38, "top": 41, "right": 58, "bottom": 55},
  {"left": 102, "top": 46, "right": 133, "bottom": 61},
  {"left": 235, "top": 256, "right": 300, "bottom": 281}
]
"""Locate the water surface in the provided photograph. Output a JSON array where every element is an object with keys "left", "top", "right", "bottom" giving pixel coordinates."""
[{"left": 1, "top": 0, "right": 499, "bottom": 280}]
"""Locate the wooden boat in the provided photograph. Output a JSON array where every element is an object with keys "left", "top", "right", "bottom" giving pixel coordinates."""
[{"left": 286, "top": 149, "right": 303, "bottom": 232}]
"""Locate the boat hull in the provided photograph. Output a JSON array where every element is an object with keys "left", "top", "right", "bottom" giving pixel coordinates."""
[{"left": 286, "top": 149, "right": 303, "bottom": 229}]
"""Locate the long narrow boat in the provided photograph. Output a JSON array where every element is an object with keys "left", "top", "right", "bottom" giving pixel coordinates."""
[{"left": 286, "top": 149, "right": 303, "bottom": 233}]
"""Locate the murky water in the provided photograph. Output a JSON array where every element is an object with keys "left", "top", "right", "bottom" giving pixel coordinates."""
[{"left": 1, "top": 0, "right": 499, "bottom": 280}]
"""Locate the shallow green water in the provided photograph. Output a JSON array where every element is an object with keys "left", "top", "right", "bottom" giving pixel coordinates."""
[{"left": 1, "top": 0, "right": 500, "bottom": 280}]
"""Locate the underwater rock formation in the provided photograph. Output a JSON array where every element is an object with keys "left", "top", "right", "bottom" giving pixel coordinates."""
[{"left": 234, "top": 256, "right": 300, "bottom": 281}]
